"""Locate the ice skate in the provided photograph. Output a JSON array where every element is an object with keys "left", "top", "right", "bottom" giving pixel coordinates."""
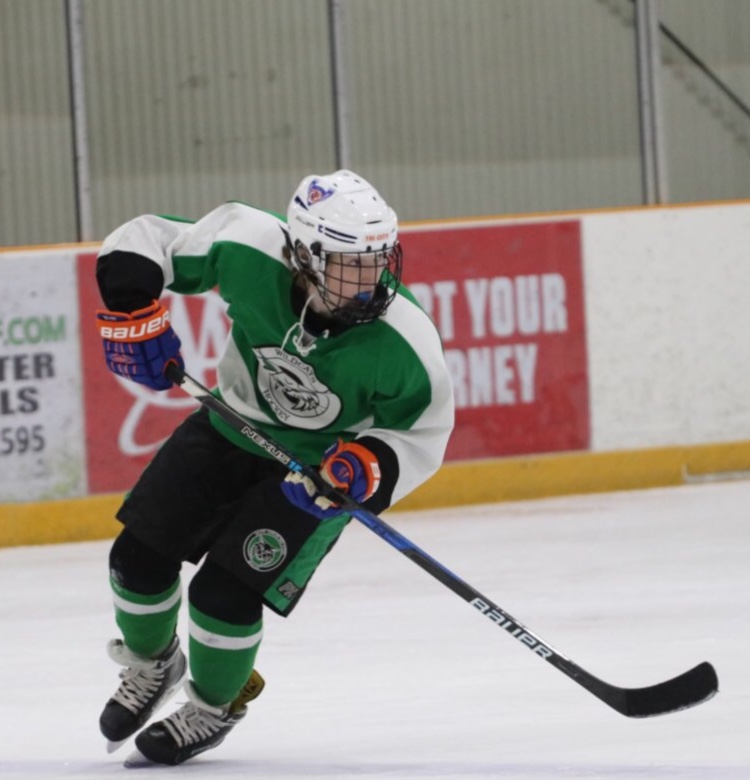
[
  {"left": 124, "top": 678, "right": 256, "bottom": 767},
  {"left": 99, "top": 636, "right": 187, "bottom": 752}
]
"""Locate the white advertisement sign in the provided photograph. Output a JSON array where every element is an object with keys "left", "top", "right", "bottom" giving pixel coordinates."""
[{"left": 0, "top": 251, "right": 86, "bottom": 501}]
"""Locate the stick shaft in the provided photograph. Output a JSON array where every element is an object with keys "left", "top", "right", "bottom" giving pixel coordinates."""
[{"left": 167, "top": 365, "right": 718, "bottom": 717}]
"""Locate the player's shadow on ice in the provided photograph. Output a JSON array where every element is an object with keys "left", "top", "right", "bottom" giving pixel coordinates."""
[
  {"left": 137, "top": 759, "right": 750, "bottom": 778},
  {"left": 3, "top": 759, "right": 741, "bottom": 778}
]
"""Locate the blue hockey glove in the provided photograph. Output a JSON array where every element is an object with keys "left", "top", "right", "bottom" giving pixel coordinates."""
[
  {"left": 96, "top": 300, "right": 184, "bottom": 391},
  {"left": 281, "top": 439, "right": 381, "bottom": 520}
]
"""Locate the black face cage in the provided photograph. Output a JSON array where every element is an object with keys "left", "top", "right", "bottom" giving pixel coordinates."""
[{"left": 296, "top": 241, "right": 403, "bottom": 325}]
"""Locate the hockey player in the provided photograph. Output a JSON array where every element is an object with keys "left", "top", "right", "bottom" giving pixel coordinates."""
[{"left": 95, "top": 170, "right": 455, "bottom": 766}]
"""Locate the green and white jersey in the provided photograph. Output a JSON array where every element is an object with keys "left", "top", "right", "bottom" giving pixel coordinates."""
[{"left": 99, "top": 201, "right": 455, "bottom": 505}]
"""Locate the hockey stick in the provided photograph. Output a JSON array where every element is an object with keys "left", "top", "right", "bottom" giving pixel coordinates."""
[{"left": 166, "top": 364, "right": 718, "bottom": 718}]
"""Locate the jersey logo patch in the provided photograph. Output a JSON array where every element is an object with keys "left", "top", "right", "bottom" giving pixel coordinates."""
[{"left": 253, "top": 346, "right": 342, "bottom": 429}]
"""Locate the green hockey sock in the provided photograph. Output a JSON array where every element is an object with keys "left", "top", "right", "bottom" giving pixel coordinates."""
[
  {"left": 110, "top": 576, "right": 181, "bottom": 658},
  {"left": 188, "top": 604, "right": 263, "bottom": 706}
]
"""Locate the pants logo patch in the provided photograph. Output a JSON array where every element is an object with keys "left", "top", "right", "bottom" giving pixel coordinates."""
[{"left": 243, "top": 529, "right": 287, "bottom": 572}]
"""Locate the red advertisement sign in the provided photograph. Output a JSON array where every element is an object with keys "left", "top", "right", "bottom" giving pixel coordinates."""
[
  {"left": 78, "top": 219, "right": 588, "bottom": 494},
  {"left": 400, "top": 220, "right": 589, "bottom": 460}
]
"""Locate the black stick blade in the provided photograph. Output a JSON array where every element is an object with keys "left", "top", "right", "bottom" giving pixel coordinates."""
[{"left": 616, "top": 661, "right": 718, "bottom": 718}]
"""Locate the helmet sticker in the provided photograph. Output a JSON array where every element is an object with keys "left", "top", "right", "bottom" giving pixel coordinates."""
[{"left": 307, "top": 179, "right": 336, "bottom": 207}]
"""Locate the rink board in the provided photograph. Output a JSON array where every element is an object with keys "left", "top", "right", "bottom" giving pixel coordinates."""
[
  {"left": 3, "top": 202, "right": 750, "bottom": 545},
  {"left": 2, "top": 438, "right": 750, "bottom": 548}
]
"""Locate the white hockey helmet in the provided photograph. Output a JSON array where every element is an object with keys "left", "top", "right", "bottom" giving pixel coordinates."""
[{"left": 286, "top": 169, "right": 402, "bottom": 324}]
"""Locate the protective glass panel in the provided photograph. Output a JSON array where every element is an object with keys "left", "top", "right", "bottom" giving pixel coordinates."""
[
  {"left": 0, "top": 1, "right": 77, "bottom": 245},
  {"left": 82, "top": 0, "right": 335, "bottom": 235},
  {"left": 659, "top": 0, "right": 750, "bottom": 203},
  {"left": 340, "top": 0, "right": 643, "bottom": 220}
]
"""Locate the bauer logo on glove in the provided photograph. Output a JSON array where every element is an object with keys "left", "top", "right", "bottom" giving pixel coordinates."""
[
  {"left": 96, "top": 300, "right": 184, "bottom": 392},
  {"left": 98, "top": 307, "right": 172, "bottom": 342}
]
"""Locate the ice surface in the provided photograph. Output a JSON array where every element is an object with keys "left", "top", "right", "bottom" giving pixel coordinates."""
[{"left": 0, "top": 481, "right": 748, "bottom": 779}]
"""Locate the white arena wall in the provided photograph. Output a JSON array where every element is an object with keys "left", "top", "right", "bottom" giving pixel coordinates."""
[{"left": 2, "top": 201, "right": 750, "bottom": 546}]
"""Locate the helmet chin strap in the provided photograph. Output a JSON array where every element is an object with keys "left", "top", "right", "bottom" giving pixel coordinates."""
[{"left": 280, "top": 293, "right": 330, "bottom": 358}]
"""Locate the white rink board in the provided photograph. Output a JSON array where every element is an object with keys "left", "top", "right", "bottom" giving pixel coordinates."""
[
  {"left": 0, "top": 250, "right": 86, "bottom": 501},
  {"left": 583, "top": 203, "right": 750, "bottom": 451}
]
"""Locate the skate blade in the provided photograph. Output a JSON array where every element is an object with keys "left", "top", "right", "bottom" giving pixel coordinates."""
[
  {"left": 107, "top": 738, "right": 128, "bottom": 754},
  {"left": 124, "top": 748, "right": 158, "bottom": 768}
]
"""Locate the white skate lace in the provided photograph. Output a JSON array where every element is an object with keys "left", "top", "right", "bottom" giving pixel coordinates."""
[
  {"left": 107, "top": 639, "right": 175, "bottom": 715},
  {"left": 163, "top": 703, "right": 228, "bottom": 746},
  {"left": 112, "top": 664, "right": 166, "bottom": 714}
]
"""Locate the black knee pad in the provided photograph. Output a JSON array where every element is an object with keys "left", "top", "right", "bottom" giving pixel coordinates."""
[
  {"left": 189, "top": 560, "right": 263, "bottom": 625},
  {"left": 109, "top": 528, "right": 181, "bottom": 595}
]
